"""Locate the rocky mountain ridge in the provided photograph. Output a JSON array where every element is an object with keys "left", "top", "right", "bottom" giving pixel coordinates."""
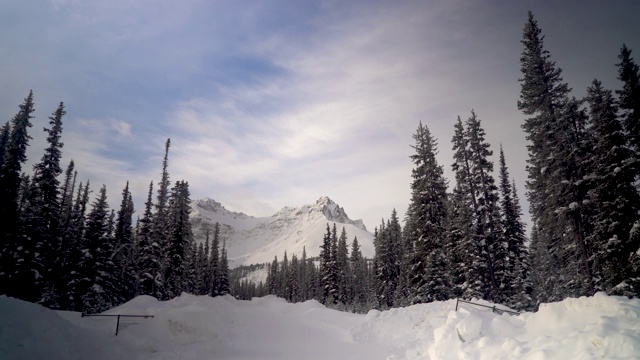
[{"left": 190, "top": 196, "right": 374, "bottom": 267}]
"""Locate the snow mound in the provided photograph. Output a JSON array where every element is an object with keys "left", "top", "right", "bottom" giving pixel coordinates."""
[{"left": 2, "top": 292, "right": 640, "bottom": 359}]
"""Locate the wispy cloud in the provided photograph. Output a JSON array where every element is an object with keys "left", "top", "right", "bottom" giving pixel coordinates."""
[{"left": 4, "top": 0, "right": 639, "bottom": 230}]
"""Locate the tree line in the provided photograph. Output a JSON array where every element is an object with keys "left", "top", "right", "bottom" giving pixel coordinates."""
[
  {"left": 0, "top": 98, "right": 229, "bottom": 313},
  {"left": 230, "top": 12, "right": 640, "bottom": 312},
  {"left": 2, "top": 11, "right": 639, "bottom": 314}
]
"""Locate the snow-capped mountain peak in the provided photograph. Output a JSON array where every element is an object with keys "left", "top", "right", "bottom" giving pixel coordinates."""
[{"left": 190, "top": 196, "right": 374, "bottom": 266}]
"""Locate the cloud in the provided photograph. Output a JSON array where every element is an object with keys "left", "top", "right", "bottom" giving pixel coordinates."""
[{"left": 7, "top": 0, "right": 638, "bottom": 232}]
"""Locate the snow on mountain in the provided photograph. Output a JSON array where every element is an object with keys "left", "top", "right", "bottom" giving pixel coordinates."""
[
  {"left": 4, "top": 292, "right": 640, "bottom": 359},
  {"left": 190, "top": 196, "right": 375, "bottom": 266}
]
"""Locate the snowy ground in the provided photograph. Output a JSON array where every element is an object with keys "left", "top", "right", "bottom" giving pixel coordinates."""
[{"left": 2, "top": 292, "right": 639, "bottom": 360}]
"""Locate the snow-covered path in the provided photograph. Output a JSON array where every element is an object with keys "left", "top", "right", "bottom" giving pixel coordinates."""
[{"left": 2, "top": 292, "right": 640, "bottom": 359}]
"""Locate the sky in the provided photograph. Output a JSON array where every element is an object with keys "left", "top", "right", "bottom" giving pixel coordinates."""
[{"left": 2, "top": 0, "right": 639, "bottom": 232}]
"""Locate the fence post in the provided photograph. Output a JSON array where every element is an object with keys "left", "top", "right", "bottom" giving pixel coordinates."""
[
  {"left": 455, "top": 298, "right": 459, "bottom": 312},
  {"left": 115, "top": 315, "right": 121, "bottom": 336}
]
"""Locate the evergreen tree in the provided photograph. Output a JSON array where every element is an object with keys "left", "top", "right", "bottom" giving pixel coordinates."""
[
  {"left": 0, "top": 91, "right": 35, "bottom": 296},
  {"left": 114, "top": 181, "right": 136, "bottom": 302},
  {"left": 200, "top": 228, "right": 212, "bottom": 295},
  {"left": 151, "top": 139, "right": 171, "bottom": 285},
  {"left": 616, "top": 45, "right": 640, "bottom": 157},
  {"left": 80, "top": 185, "right": 119, "bottom": 313},
  {"left": 511, "top": 180, "right": 533, "bottom": 310},
  {"left": 218, "top": 239, "right": 230, "bottom": 296},
  {"left": 319, "top": 223, "right": 333, "bottom": 304},
  {"left": 443, "top": 185, "right": 471, "bottom": 299},
  {"left": 336, "top": 227, "right": 350, "bottom": 305},
  {"left": 136, "top": 182, "right": 163, "bottom": 298},
  {"left": 327, "top": 224, "right": 339, "bottom": 304},
  {"left": 268, "top": 256, "right": 279, "bottom": 294},
  {"left": 289, "top": 253, "right": 299, "bottom": 302},
  {"left": 62, "top": 181, "right": 90, "bottom": 311},
  {"left": 518, "top": 12, "right": 594, "bottom": 301},
  {"left": 406, "top": 122, "right": 449, "bottom": 303},
  {"left": 280, "top": 251, "right": 289, "bottom": 299},
  {"left": 28, "top": 103, "right": 66, "bottom": 306},
  {"left": 498, "top": 146, "right": 531, "bottom": 309},
  {"left": 0, "top": 122, "right": 10, "bottom": 171},
  {"left": 451, "top": 117, "right": 486, "bottom": 300},
  {"left": 350, "top": 236, "right": 368, "bottom": 311},
  {"left": 209, "top": 222, "right": 220, "bottom": 296},
  {"left": 586, "top": 79, "right": 640, "bottom": 295},
  {"left": 465, "top": 111, "right": 507, "bottom": 302},
  {"left": 300, "top": 246, "right": 308, "bottom": 300},
  {"left": 59, "top": 160, "right": 76, "bottom": 235},
  {"left": 164, "top": 181, "right": 193, "bottom": 299}
]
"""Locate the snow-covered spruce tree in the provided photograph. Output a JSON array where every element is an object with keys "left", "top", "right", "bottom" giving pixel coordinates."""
[
  {"left": 151, "top": 139, "right": 172, "bottom": 289},
  {"left": 193, "top": 242, "right": 205, "bottom": 294},
  {"left": 394, "top": 213, "right": 415, "bottom": 307},
  {"left": 299, "top": 246, "right": 308, "bottom": 301},
  {"left": 554, "top": 98, "right": 595, "bottom": 296},
  {"left": 0, "top": 122, "right": 10, "bottom": 170},
  {"left": 319, "top": 223, "right": 333, "bottom": 304},
  {"left": 406, "top": 122, "right": 450, "bottom": 303},
  {"left": 386, "top": 211, "right": 402, "bottom": 304},
  {"left": 288, "top": 253, "right": 299, "bottom": 302},
  {"left": 280, "top": 251, "right": 289, "bottom": 299},
  {"left": 61, "top": 181, "right": 90, "bottom": 311},
  {"left": 336, "top": 227, "right": 350, "bottom": 305},
  {"left": 374, "top": 212, "right": 402, "bottom": 308},
  {"left": 185, "top": 241, "right": 197, "bottom": 294},
  {"left": 615, "top": 45, "right": 640, "bottom": 296},
  {"left": 27, "top": 103, "right": 66, "bottom": 306},
  {"left": 304, "top": 256, "right": 317, "bottom": 300},
  {"left": 136, "top": 182, "right": 164, "bottom": 299},
  {"left": 617, "top": 45, "right": 640, "bottom": 157},
  {"left": 373, "top": 221, "right": 389, "bottom": 308},
  {"left": 0, "top": 91, "right": 35, "bottom": 297},
  {"left": 80, "top": 185, "right": 121, "bottom": 313},
  {"left": 59, "top": 161, "right": 76, "bottom": 227},
  {"left": 328, "top": 224, "right": 339, "bottom": 304},
  {"left": 451, "top": 117, "right": 487, "bottom": 300},
  {"left": 218, "top": 240, "right": 230, "bottom": 296},
  {"left": 511, "top": 180, "right": 534, "bottom": 310},
  {"left": 498, "top": 146, "right": 532, "bottom": 310},
  {"left": 209, "top": 222, "right": 221, "bottom": 296},
  {"left": 586, "top": 79, "right": 640, "bottom": 295},
  {"left": 352, "top": 236, "right": 372, "bottom": 311},
  {"left": 267, "top": 256, "right": 279, "bottom": 295},
  {"left": 443, "top": 185, "right": 471, "bottom": 299},
  {"left": 465, "top": 111, "right": 507, "bottom": 303},
  {"left": 10, "top": 103, "right": 65, "bottom": 305},
  {"left": 113, "top": 181, "right": 137, "bottom": 303},
  {"left": 163, "top": 181, "right": 193, "bottom": 300},
  {"left": 518, "top": 12, "right": 594, "bottom": 302},
  {"left": 200, "top": 229, "right": 212, "bottom": 295}
]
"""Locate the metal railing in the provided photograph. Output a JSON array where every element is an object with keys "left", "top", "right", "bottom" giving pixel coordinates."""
[
  {"left": 455, "top": 298, "right": 520, "bottom": 316},
  {"left": 81, "top": 313, "right": 154, "bottom": 335}
]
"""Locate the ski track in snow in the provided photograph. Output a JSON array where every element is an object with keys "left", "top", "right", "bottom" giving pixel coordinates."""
[{"left": 2, "top": 292, "right": 640, "bottom": 359}]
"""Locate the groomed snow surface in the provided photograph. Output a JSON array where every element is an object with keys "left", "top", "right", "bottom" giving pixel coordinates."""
[{"left": 2, "top": 293, "right": 639, "bottom": 359}]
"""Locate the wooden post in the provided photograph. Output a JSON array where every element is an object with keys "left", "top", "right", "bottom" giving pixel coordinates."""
[
  {"left": 115, "top": 315, "right": 121, "bottom": 336},
  {"left": 455, "top": 298, "right": 459, "bottom": 311}
]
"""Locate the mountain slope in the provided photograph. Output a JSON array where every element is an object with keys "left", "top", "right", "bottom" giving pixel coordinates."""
[{"left": 190, "top": 196, "right": 375, "bottom": 266}]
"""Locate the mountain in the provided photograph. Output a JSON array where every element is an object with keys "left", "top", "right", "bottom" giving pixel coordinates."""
[{"left": 190, "top": 196, "right": 375, "bottom": 266}]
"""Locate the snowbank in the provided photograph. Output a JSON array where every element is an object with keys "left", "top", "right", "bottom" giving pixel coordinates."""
[{"left": 1, "top": 292, "right": 639, "bottom": 359}]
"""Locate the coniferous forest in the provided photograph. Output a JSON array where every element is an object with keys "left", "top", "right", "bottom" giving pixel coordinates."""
[{"left": 2, "top": 12, "right": 640, "bottom": 314}]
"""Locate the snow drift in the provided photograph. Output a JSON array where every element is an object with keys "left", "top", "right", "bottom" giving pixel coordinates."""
[{"left": 2, "top": 292, "right": 639, "bottom": 359}]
